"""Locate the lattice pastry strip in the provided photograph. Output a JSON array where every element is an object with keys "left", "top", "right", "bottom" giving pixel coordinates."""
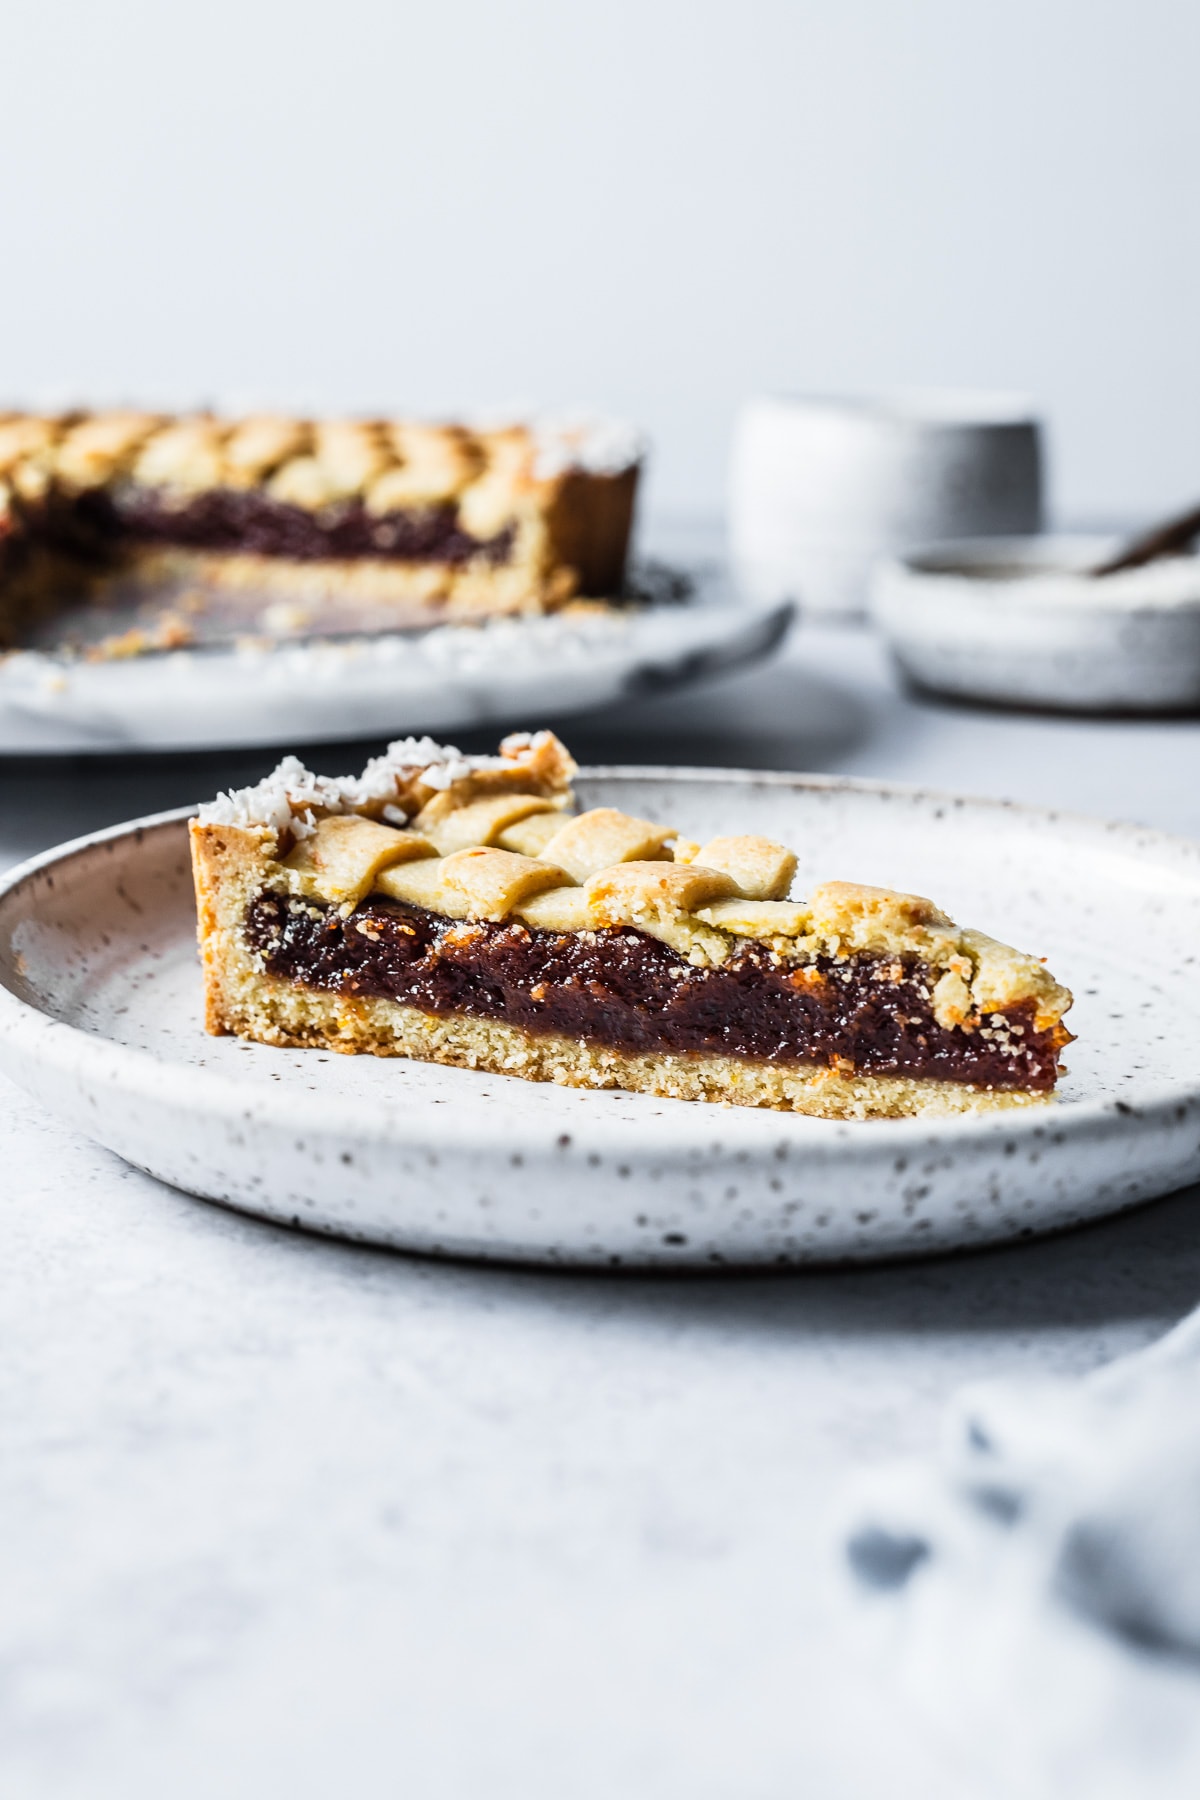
[
  {"left": 284, "top": 815, "right": 435, "bottom": 906},
  {"left": 419, "top": 793, "right": 566, "bottom": 857},
  {"left": 377, "top": 848, "right": 568, "bottom": 922},
  {"left": 688, "top": 835, "right": 798, "bottom": 901},
  {"left": 537, "top": 808, "right": 677, "bottom": 882}
]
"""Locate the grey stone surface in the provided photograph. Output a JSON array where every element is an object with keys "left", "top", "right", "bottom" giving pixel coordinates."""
[{"left": 2, "top": 609, "right": 1198, "bottom": 1797}]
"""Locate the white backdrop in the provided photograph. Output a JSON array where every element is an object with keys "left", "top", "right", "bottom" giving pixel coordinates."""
[{"left": 2, "top": 1, "right": 1196, "bottom": 524}]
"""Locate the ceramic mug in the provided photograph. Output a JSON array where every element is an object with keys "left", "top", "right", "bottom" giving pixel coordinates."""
[{"left": 728, "top": 391, "right": 1044, "bottom": 618}]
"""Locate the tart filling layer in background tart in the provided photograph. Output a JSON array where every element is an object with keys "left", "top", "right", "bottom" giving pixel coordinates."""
[
  {"left": 189, "top": 731, "right": 1074, "bottom": 1120},
  {"left": 0, "top": 412, "right": 641, "bottom": 655}
]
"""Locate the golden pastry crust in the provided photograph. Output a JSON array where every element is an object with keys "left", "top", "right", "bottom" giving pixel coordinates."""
[
  {"left": 538, "top": 808, "right": 676, "bottom": 882},
  {"left": 417, "top": 792, "right": 565, "bottom": 857},
  {"left": 222, "top": 415, "right": 310, "bottom": 484},
  {"left": 132, "top": 420, "right": 227, "bottom": 491},
  {"left": 438, "top": 847, "right": 569, "bottom": 919},
  {"left": 282, "top": 815, "right": 436, "bottom": 907},
  {"left": 583, "top": 860, "right": 734, "bottom": 916},
  {"left": 51, "top": 412, "right": 163, "bottom": 491},
  {"left": 496, "top": 811, "right": 567, "bottom": 857},
  {"left": 691, "top": 835, "right": 798, "bottom": 901}
]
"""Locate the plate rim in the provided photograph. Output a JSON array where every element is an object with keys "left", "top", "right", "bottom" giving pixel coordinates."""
[{"left": 2, "top": 765, "right": 1199, "bottom": 1153}]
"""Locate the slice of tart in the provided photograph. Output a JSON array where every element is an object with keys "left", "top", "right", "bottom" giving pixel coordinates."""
[
  {"left": 190, "top": 731, "right": 1073, "bottom": 1120},
  {"left": 0, "top": 411, "right": 641, "bottom": 654}
]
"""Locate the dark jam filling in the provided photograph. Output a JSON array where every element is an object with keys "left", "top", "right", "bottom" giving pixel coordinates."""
[
  {"left": 245, "top": 893, "right": 1062, "bottom": 1090},
  {"left": 60, "top": 486, "right": 515, "bottom": 566}
]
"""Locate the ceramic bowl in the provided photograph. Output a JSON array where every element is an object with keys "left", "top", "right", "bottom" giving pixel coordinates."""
[
  {"left": 872, "top": 535, "right": 1200, "bottom": 713},
  {"left": 729, "top": 391, "right": 1043, "bottom": 619}
]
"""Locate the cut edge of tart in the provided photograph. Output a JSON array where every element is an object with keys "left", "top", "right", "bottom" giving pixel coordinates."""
[{"left": 189, "top": 731, "right": 1074, "bottom": 1121}]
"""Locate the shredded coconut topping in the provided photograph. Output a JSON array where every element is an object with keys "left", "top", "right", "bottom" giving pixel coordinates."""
[
  {"left": 340, "top": 736, "right": 461, "bottom": 806},
  {"left": 196, "top": 733, "right": 541, "bottom": 840},
  {"left": 341, "top": 736, "right": 510, "bottom": 803},
  {"left": 529, "top": 415, "right": 645, "bottom": 480},
  {"left": 198, "top": 754, "right": 344, "bottom": 840}
]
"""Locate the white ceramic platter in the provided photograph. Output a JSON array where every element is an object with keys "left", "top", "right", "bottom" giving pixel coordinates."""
[
  {"left": 0, "top": 587, "right": 790, "bottom": 755},
  {"left": 2, "top": 768, "right": 1199, "bottom": 1267}
]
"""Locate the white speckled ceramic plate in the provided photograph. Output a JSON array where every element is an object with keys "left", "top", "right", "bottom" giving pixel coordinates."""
[
  {"left": 0, "top": 582, "right": 791, "bottom": 755},
  {"left": 2, "top": 769, "right": 1199, "bottom": 1266}
]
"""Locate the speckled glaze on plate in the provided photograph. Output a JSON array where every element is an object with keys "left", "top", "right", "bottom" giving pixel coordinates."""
[{"left": 2, "top": 769, "right": 1199, "bottom": 1266}]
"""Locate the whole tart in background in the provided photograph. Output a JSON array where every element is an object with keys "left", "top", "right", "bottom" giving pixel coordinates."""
[{"left": 0, "top": 410, "right": 643, "bottom": 658}]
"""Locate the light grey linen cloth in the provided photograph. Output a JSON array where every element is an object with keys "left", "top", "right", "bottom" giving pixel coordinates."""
[{"left": 843, "top": 1306, "right": 1200, "bottom": 1799}]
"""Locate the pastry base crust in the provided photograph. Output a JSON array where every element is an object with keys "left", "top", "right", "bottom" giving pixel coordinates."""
[
  {"left": 156, "top": 544, "right": 575, "bottom": 615},
  {"left": 214, "top": 979, "right": 1049, "bottom": 1119}
]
